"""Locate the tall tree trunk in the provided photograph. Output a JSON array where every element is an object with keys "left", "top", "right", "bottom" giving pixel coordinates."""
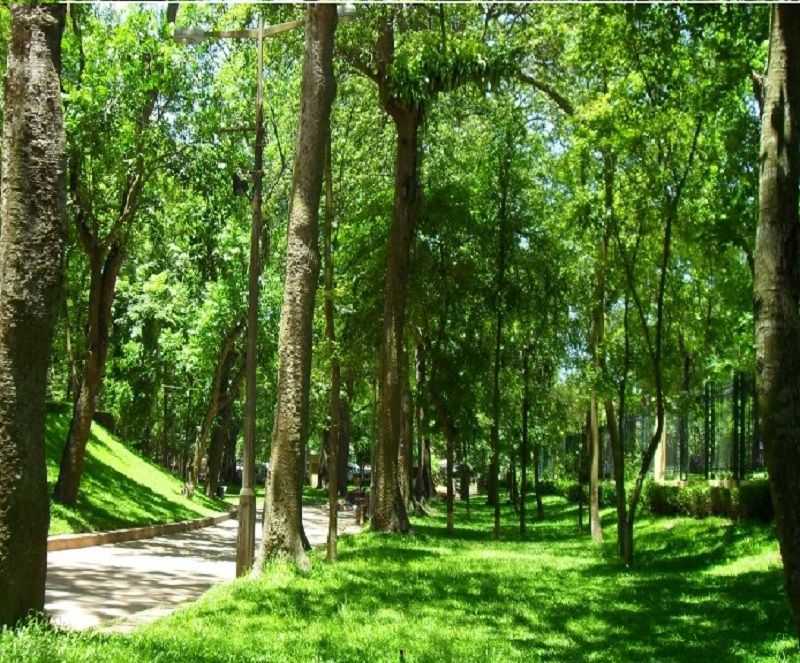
[
  {"left": 755, "top": 4, "right": 800, "bottom": 641},
  {"left": 207, "top": 397, "right": 232, "bottom": 497},
  {"left": 533, "top": 434, "right": 544, "bottom": 520},
  {"left": 601, "top": 151, "right": 626, "bottom": 556},
  {"left": 588, "top": 175, "right": 608, "bottom": 543},
  {"left": 323, "top": 135, "right": 341, "bottom": 562},
  {"left": 489, "top": 135, "right": 510, "bottom": 538},
  {"left": 317, "top": 440, "right": 328, "bottom": 489},
  {"left": 53, "top": 244, "right": 122, "bottom": 504},
  {"left": 589, "top": 398, "right": 602, "bottom": 542},
  {"left": 508, "top": 460, "right": 519, "bottom": 515},
  {"left": 191, "top": 321, "right": 243, "bottom": 489},
  {"left": 338, "top": 373, "right": 353, "bottom": 496},
  {"left": 413, "top": 341, "right": 428, "bottom": 501},
  {"left": 372, "top": 104, "right": 420, "bottom": 533},
  {"left": 258, "top": 5, "right": 337, "bottom": 570},
  {"left": 398, "top": 343, "right": 413, "bottom": 507},
  {"left": 223, "top": 414, "right": 242, "bottom": 485},
  {"left": 520, "top": 350, "right": 529, "bottom": 536},
  {"left": 436, "top": 400, "right": 456, "bottom": 536},
  {"left": 207, "top": 352, "right": 243, "bottom": 497},
  {"left": 614, "top": 118, "right": 700, "bottom": 565},
  {"left": 605, "top": 398, "right": 625, "bottom": 556},
  {"left": 0, "top": 3, "right": 66, "bottom": 627},
  {"left": 623, "top": 198, "right": 676, "bottom": 565}
]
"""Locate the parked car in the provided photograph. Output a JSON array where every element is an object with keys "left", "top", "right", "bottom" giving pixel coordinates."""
[
  {"left": 347, "top": 462, "right": 372, "bottom": 484},
  {"left": 255, "top": 462, "right": 270, "bottom": 484},
  {"left": 438, "top": 460, "right": 462, "bottom": 480}
]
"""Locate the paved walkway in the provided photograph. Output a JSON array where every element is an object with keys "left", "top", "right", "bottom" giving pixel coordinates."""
[{"left": 45, "top": 505, "right": 360, "bottom": 631}]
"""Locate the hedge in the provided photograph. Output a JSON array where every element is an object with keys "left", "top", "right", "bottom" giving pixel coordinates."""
[
  {"left": 536, "top": 478, "right": 773, "bottom": 521},
  {"left": 642, "top": 480, "right": 773, "bottom": 521}
]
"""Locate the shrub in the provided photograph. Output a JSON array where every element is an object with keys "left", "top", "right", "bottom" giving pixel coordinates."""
[
  {"left": 709, "top": 486, "right": 733, "bottom": 517},
  {"left": 643, "top": 480, "right": 680, "bottom": 515},
  {"left": 641, "top": 479, "right": 773, "bottom": 521},
  {"left": 544, "top": 480, "right": 619, "bottom": 508},
  {"left": 732, "top": 481, "right": 773, "bottom": 521}
]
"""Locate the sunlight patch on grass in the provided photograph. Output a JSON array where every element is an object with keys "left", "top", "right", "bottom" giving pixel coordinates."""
[
  {"left": 45, "top": 409, "right": 226, "bottom": 535},
  {"left": 2, "top": 494, "right": 797, "bottom": 661}
]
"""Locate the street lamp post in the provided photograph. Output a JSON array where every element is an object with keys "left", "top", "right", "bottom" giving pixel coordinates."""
[
  {"left": 174, "top": 4, "right": 357, "bottom": 576},
  {"left": 237, "top": 18, "right": 264, "bottom": 578}
]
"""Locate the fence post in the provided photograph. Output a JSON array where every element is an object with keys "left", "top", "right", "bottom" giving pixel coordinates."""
[{"left": 752, "top": 372, "right": 761, "bottom": 471}]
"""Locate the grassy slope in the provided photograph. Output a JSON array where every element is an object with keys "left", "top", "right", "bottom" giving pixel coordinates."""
[
  {"left": 45, "top": 407, "right": 226, "bottom": 535},
  {"left": 3, "top": 494, "right": 798, "bottom": 662}
]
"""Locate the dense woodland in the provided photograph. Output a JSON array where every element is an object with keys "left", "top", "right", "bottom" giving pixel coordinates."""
[{"left": 3, "top": 1, "right": 800, "bottom": 653}]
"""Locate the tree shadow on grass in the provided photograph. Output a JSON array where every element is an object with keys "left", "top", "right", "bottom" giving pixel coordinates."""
[
  {"left": 45, "top": 413, "right": 223, "bottom": 534},
  {"left": 133, "top": 494, "right": 798, "bottom": 663}
]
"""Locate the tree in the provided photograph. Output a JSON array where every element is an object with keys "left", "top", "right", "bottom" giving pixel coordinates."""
[
  {"left": 323, "top": 137, "right": 342, "bottom": 561},
  {"left": 754, "top": 4, "right": 800, "bottom": 641},
  {"left": 338, "top": 7, "right": 516, "bottom": 532},
  {"left": 53, "top": 4, "right": 178, "bottom": 505},
  {"left": 0, "top": 3, "right": 66, "bottom": 626},
  {"left": 258, "top": 4, "right": 337, "bottom": 570}
]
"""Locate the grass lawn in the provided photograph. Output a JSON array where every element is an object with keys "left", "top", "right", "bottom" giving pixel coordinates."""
[
  {"left": 45, "top": 406, "right": 227, "bottom": 535},
  {"left": 3, "top": 494, "right": 798, "bottom": 662}
]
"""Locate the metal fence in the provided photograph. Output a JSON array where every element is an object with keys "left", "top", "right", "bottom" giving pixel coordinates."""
[{"left": 548, "top": 372, "right": 764, "bottom": 482}]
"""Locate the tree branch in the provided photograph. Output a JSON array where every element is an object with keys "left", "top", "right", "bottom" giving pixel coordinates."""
[
  {"left": 518, "top": 72, "right": 574, "bottom": 116},
  {"left": 336, "top": 46, "right": 379, "bottom": 83}
]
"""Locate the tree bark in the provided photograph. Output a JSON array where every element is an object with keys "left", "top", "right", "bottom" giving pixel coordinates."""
[
  {"left": 599, "top": 152, "right": 626, "bottom": 551},
  {"left": 371, "top": 104, "right": 420, "bottom": 533},
  {"left": 533, "top": 435, "right": 544, "bottom": 520},
  {"left": 605, "top": 398, "right": 625, "bottom": 556},
  {"left": 398, "top": 343, "right": 413, "bottom": 507},
  {"left": 613, "top": 118, "right": 700, "bottom": 565},
  {"left": 192, "top": 321, "right": 243, "bottom": 489},
  {"left": 323, "top": 134, "right": 341, "bottom": 562},
  {"left": 435, "top": 400, "right": 456, "bottom": 536},
  {"left": 413, "top": 341, "right": 429, "bottom": 501},
  {"left": 0, "top": 3, "right": 66, "bottom": 627},
  {"left": 520, "top": 349, "right": 529, "bottom": 536},
  {"left": 338, "top": 373, "right": 353, "bottom": 496},
  {"left": 258, "top": 5, "right": 337, "bottom": 570},
  {"left": 588, "top": 397, "right": 602, "bottom": 542},
  {"left": 623, "top": 199, "right": 674, "bottom": 565},
  {"left": 489, "top": 142, "right": 510, "bottom": 539},
  {"left": 755, "top": 4, "right": 800, "bottom": 641},
  {"left": 53, "top": 244, "right": 122, "bottom": 504},
  {"left": 508, "top": 461, "right": 519, "bottom": 515},
  {"left": 207, "top": 351, "right": 243, "bottom": 496}
]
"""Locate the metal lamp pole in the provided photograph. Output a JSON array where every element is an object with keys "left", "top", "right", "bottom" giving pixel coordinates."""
[
  {"left": 175, "top": 4, "right": 357, "bottom": 576},
  {"left": 238, "top": 19, "right": 264, "bottom": 578},
  {"left": 175, "top": 19, "right": 268, "bottom": 576}
]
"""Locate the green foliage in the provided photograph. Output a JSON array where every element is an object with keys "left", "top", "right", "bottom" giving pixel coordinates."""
[{"left": 388, "top": 30, "right": 515, "bottom": 104}]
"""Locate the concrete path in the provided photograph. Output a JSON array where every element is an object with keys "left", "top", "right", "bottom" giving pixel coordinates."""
[{"left": 45, "top": 505, "right": 360, "bottom": 631}]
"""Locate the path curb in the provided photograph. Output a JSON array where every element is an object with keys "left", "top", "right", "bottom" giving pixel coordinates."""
[{"left": 47, "top": 508, "right": 238, "bottom": 552}]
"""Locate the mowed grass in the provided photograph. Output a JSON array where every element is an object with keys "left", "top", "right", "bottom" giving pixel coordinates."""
[
  {"left": 3, "top": 493, "right": 798, "bottom": 662},
  {"left": 45, "top": 406, "right": 227, "bottom": 535}
]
